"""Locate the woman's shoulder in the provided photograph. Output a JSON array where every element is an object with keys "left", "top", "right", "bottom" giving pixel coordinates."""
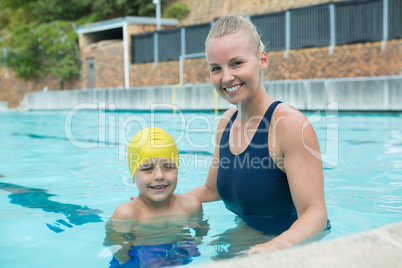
[
  {"left": 273, "top": 102, "right": 315, "bottom": 151},
  {"left": 216, "top": 107, "right": 237, "bottom": 130},
  {"left": 274, "top": 102, "right": 308, "bottom": 127},
  {"left": 222, "top": 107, "right": 238, "bottom": 117}
]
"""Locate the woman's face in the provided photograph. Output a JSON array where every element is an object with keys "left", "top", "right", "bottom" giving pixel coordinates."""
[{"left": 206, "top": 31, "right": 268, "bottom": 105}]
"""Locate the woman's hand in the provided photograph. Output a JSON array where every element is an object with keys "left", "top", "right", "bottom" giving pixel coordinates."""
[{"left": 245, "top": 236, "right": 293, "bottom": 255}]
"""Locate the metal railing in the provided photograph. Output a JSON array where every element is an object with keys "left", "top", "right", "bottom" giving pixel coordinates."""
[{"left": 131, "top": 0, "right": 401, "bottom": 64}]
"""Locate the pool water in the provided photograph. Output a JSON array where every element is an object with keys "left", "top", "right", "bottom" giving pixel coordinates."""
[{"left": 0, "top": 109, "right": 401, "bottom": 268}]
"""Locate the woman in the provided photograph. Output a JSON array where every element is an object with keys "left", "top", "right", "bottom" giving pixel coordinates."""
[{"left": 186, "top": 14, "right": 330, "bottom": 254}]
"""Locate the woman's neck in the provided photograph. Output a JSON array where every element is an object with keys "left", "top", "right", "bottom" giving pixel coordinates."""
[{"left": 236, "top": 85, "right": 274, "bottom": 122}]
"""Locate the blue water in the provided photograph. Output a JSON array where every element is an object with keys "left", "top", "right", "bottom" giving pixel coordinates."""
[{"left": 0, "top": 110, "right": 401, "bottom": 267}]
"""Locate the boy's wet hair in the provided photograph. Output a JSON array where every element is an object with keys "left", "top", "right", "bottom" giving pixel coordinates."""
[{"left": 206, "top": 14, "right": 265, "bottom": 57}]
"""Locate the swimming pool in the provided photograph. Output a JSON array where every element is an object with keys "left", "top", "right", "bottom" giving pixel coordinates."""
[{"left": 1, "top": 109, "right": 401, "bottom": 267}]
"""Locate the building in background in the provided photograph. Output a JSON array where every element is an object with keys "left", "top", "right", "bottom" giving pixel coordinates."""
[{"left": 75, "top": 17, "right": 178, "bottom": 89}]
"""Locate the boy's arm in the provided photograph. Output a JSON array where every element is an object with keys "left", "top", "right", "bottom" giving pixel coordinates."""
[
  {"left": 112, "top": 202, "right": 137, "bottom": 231},
  {"left": 103, "top": 203, "right": 137, "bottom": 264},
  {"left": 103, "top": 219, "right": 132, "bottom": 264}
]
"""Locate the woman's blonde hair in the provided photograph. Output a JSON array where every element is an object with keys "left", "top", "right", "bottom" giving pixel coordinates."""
[{"left": 206, "top": 14, "right": 265, "bottom": 57}]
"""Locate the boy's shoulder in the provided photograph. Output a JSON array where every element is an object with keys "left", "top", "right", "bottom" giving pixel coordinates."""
[
  {"left": 174, "top": 194, "right": 202, "bottom": 214},
  {"left": 112, "top": 201, "right": 140, "bottom": 221}
]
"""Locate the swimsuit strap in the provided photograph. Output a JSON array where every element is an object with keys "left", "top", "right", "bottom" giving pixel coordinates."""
[
  {"left": 221, "top": 100, "right": 283, "bottom": 149},
  {"left": 265, "top": 100, "right": 282, "bottom": 126},
  {"left": 225, "top": 100, "right": 282, "bottom": 131}
]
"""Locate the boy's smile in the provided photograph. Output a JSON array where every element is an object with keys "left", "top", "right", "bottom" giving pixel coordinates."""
[
  {"left": 134, "top": 158, "right": 178, "bottom": 205},
  {"left": 149, "top": 184, "right": 168, "bottom": 192}
]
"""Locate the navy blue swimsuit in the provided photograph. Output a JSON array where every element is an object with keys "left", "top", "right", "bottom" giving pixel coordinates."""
[{"left": 217, "top": 101, "right": 298, "bottom": 235}]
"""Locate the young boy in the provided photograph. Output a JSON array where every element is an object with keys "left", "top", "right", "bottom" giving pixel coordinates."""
[{"left": 106, "top": 127, "right": 203, "bottom": 267}]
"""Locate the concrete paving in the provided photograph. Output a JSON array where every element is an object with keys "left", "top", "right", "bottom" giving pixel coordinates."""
[{"left": 187, "top": 221, "right": 402, "bottom": 268}]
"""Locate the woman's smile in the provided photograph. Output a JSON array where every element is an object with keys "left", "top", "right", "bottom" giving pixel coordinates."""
[{"left": 224, "top": 83, "right": 244, "bottom": 95}]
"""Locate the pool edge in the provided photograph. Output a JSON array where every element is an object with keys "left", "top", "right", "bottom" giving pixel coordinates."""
[{"left": 186, "top": 221, "right": 402, "bottom": 267}]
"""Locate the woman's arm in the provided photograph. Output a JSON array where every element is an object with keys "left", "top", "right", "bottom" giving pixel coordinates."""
[
  {"left": 185, "top": 155, "right": 221, "bottom": 202},
  {"left": 248, "top": 107, "right": 328, "bottom": 254},
  {"left": 186, "top": 108, "right": 237, "bottom": 202}
]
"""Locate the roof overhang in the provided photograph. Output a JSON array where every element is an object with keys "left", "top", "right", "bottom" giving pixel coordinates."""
[{"left": 75, "top": 16, "right": 179, "bottom": 35}]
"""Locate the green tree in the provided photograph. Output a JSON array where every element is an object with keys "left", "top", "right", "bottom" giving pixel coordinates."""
[
  {"left": 30, "top": 0, "right": 91, "bottom": 22},
  {"left": 0, "top": 0, "right": 34, "bottom": 9},
  {"left": 1, "top": 0, "right": 169, "bottom": 84},
  {"left": 88, "top": 0, "right": 166, "bottom": 20},
  {"left": 7, "top": 25, "right": 42, "bottom": 78},
  {"left": 1, "top": 0, "right": 167, "bottom": 25},
  {"left": 8, "top": 21, "right": 79, "bottom": 86},
  {"left": 163, "top": 2, "right": 190, "bottom": 20}
]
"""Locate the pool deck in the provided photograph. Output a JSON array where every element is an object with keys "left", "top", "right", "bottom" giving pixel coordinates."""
[{"left": 187, "top": 221, "right": 402, "bottom": 268}]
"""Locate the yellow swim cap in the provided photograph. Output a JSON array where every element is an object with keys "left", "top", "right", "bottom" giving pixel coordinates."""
[{"left": 127, "top": 127, "right": 179, "bottom": 178}]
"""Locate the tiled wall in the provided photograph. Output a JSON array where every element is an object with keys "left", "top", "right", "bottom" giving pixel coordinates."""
[{"left": 0, "top": 70, "right": 81, "bottom": 108}]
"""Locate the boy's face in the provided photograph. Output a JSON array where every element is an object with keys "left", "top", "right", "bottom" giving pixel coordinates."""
[{"left": 134, "top": 157, "right": 178, "bottom": 204}]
